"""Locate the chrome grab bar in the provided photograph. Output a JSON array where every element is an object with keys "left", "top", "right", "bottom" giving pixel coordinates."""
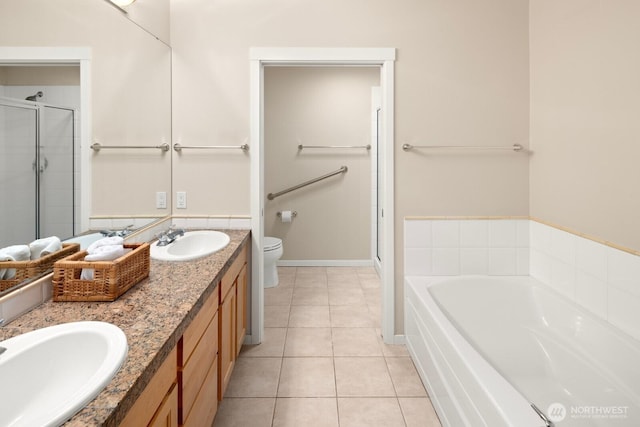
[
  {"left": 402, "top": 143, "right": 523, "bottom": 152},
  {"left": 173, "top": 143, "right": 249, "bottom": 152},
  {"left": 267, "top": 166, "right": 348, "bottom": 201},
  {"left": 91, "top": 142, "right": 170, "bottom": 152},
  {"left": 298, "top": 144, "right": 371, "bottom": 150}
]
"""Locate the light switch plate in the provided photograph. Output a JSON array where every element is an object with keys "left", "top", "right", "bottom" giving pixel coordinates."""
[
  {"left": 176, "top": 191, "right": 187, "bottom": 209},
  {"left": 156, "top": 191, "right": 167, "bottom": 209}
]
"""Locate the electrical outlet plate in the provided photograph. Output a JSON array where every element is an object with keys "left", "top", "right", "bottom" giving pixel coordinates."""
[
  {"left": 176, "top": 191, "right": 187, "bottom": 209},
  {"left": 156, "top": 191, "right": 167, "bottom": 209}
]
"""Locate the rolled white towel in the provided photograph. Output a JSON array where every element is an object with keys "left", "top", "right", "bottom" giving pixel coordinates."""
[
  {"left": 86, "top": 236, "right": 124, "bottom": 255},
  {"left": 0, "top": 245, "right": 31, "bottom": 280},
  {"left": 29, "top": 236, "right": 62, "bottom": 259},
  {"left": 80, "top": 245, "right": 131, "bottom": 281}
]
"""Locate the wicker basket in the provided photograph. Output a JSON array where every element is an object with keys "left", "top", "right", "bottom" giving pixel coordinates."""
[
  {"left": 52, "top": 242, "right": 150, "bottom": 302},
  {"left": 0, "top": 243, "right": 80, "bottom": 292}
]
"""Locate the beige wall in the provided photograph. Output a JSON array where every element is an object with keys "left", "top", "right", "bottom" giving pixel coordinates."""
[
  {"left": 0, "top": 66, "right": 79, "bottom": 85},
  {"left": 0, "top": 0, "right": 172, "bottom": 219},
  {"left": 264, "top": 67, "right": 378, "bottom": 261},
  {"left": 530, "top": 0, "right": 640, "bottom": 252},
  {"left": 170, "top": 0, "right": 530, "bottom": 332}
]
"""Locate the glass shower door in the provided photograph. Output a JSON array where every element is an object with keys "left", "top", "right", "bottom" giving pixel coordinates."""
[
  {"left": 0, "top": 100, "right": 38, "bottom": 246},
  {"left": 39, "top": 106, "right": 75, "bottom": 239}
]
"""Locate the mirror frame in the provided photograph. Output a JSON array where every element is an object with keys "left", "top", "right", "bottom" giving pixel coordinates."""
[{"left": 0, "top": 47, "right": 91, "bottom": 232}]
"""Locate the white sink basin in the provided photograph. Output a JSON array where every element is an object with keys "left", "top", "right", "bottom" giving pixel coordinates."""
[
  {"left": 150, "top": 230, "right": 231, "bottom": 261},
  {"left": 0, "top": 321, "right": 128, "bottom": 427},
  {"left": 63, "top": 232, "right": 104, "bottom": 250}
]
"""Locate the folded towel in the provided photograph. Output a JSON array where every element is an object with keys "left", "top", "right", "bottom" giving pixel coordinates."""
[
  {"left": 0, "top": 245, "right": 31, "bottom": 280},
  {"left": 86, "top": 236, "right": 124, "bottom": 255},
  {"left": 29, "top": 236, "right": 62, "bottom": 259},
  {"left": 80, "top": 245, "right": 131, "bottom": 280}
]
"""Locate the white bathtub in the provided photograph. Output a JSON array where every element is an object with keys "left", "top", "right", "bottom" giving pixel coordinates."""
[{"left": 405, "top": 275, "right": 640, "bottom": 427}]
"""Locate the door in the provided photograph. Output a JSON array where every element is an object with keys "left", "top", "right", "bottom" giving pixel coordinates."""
[
  {"left": 39, "top": 105, "right": 75, "bottom": 239},
  {"left": 0, "top": 100, "right": 38, "bottom": 246}
]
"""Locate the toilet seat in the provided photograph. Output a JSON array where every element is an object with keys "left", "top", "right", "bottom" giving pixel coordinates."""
[{"left": 264, "top": 237, "right": 282, "bottom": 252}]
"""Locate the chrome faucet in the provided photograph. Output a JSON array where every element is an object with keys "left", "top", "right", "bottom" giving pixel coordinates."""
[
  {"left": 100, "top": 224, "right": 134, "bottom": 238},
  {"left": 156, "top": 227, "right": 185, "bottom": 246}
]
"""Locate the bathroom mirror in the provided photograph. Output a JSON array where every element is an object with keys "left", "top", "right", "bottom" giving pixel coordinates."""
[{"left": 0, "top": 0, "right": 171, "bottom": 294}]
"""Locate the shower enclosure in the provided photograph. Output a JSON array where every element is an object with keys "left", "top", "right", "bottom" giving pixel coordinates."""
[{"left": 0, "top": 96, "right": 76, "bottom": 247}]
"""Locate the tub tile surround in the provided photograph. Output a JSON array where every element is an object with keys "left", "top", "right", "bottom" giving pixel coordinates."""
[
  {"left": 404, "top": 218, "right": 530, "bottom": 276},
  {"left": 405, "top": 217, "right": 640, "bottom": 342}
]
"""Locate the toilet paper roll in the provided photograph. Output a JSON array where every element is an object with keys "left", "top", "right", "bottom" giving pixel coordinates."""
[{"left": 280, "top": 210, "right": 292, "bottom": 223}]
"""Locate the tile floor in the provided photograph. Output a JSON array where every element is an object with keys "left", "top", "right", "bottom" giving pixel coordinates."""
[{"left": 213, "top": 266, "right": 442, "bottom": 427}]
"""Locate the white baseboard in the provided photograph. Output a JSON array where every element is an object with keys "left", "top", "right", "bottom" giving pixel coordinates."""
[
  {"left": 278, "top": 259, "right": 374, "bottom": 267},
  {"left": 393, "top": 334, "right": 406, "bottom": 345}
]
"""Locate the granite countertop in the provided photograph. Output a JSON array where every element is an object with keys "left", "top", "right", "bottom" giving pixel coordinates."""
[{"left": 0, "top": 229, "right": 251, "bottom": 426}]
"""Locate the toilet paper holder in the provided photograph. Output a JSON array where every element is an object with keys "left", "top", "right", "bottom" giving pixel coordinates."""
[{"left": 277, "top": 211, "right": 298, "bottom": 219}]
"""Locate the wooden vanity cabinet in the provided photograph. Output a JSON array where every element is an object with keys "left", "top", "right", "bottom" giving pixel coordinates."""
[
  {"left": 119, "top": 239, "right": 249, "bottom": 426},
  {"left": 120, "top": 347, "right": 178, "bottom": 427},
  {"left": 218, "top": 244, "right": 248, "bottom": 400},
  {"left": 179, "top": 289, "right": 220, "bottom": 427},
  {"left": 149, "top": 383, "right": 178, "bottom": 427}
]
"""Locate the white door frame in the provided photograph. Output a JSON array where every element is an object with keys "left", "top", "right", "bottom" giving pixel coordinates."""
[
  {"left": 249, "top": 47, "right": 396, "bottom": 344},
  {"left": 0, "top": 47, "right": 92, "bottom": 232}
]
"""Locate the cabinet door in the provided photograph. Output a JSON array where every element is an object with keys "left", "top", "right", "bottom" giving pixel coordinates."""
[
  {"left": 219, "top": 282, "right": 236, "bottom": 400},
  {"left": 235, "top": 264, "right": 247, "bottom": 356},
  {"left": 183, "top": 355, "right": 219, "bottom": 427},
  {"left": 181, "top": 310, "right": 218, "bottom": 423},
  {"left": 120, "top": 347, "right": 177, "bottom": 427},
  {"left": 149, "top": 383, "right": 178, "bottom": 427}
]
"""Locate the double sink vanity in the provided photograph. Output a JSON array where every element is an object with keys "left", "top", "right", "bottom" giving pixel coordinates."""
[{"left": 0, "top": 228, "right": 251, "bottom": 426}]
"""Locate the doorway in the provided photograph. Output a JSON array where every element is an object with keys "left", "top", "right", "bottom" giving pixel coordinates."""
[
  {"left": 263, "top": 66, "right": 379, "bottom": 265},
  {"left": 249, "top": 48, "right": 396, "bottom": 345}
]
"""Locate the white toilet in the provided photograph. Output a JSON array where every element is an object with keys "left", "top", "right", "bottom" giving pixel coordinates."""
[{"left": 263, "top": 236, "right": 283, "bottom": 288}]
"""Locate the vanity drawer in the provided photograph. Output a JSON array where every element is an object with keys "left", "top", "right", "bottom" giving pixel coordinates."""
[
  {"left": 220, "top": 244, "right": 247, "bottom": 300},
  {"left": 182, "top": 289, "right": 219, "bottom": 363}
]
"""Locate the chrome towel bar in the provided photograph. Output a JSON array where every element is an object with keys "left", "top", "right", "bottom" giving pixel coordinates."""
[
  {"left": 298, "top": 144, "right": 371, "bottom": 150},
  {"left": 90, "top": 142, "right": 170, "bottom": 152},
  {"left": 402, "top": 143, "right": 523, "bottom": 152},
  {"left": 173, "top": 143, "right": 249, "bottom": 152},
  {"left": 267, "top": 166, "right": 348, "bottom": 201}
]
